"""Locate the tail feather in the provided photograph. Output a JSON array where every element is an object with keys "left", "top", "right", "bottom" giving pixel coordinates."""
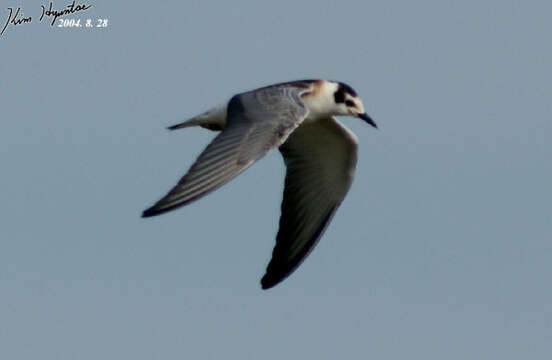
[
  {"left": 167, "top": 118, "right": 205, "bottom": 131},
  {"left": 167, "top": 103, "right": 227, "bottom": 131}
]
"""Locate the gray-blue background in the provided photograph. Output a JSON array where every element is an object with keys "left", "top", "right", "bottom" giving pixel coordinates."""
[{"left": 1, "top": 1, "right": 550, "bottom": 359}]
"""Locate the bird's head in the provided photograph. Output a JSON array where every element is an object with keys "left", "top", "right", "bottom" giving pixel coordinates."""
[{"left": 331, "top": 81, "right": 377, "bottom": 128}]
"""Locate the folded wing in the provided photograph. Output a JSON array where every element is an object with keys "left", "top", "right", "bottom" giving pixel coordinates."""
[{"left": 261, "top": 117, "right": 358, "bottom": 289}]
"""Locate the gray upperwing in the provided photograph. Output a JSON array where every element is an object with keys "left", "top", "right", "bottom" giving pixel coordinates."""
[
  {"left": 142, "top": 83, "right": 312, "bottom": 217},
  {"left": 261, "top": 117, "right": 359, "bottom": 289}
]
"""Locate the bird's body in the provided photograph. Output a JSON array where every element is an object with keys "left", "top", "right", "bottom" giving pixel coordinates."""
[{"left": 143, "top": 79, "right": 376, "bottom": 289}]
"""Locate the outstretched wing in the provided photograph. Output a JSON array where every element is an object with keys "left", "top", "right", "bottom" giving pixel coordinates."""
[
  {"left": 261, "top": 117, "right": 359, "bottom": 289},
  {"left": 142, "top": 82, "right": 312, "bottom": 217}
]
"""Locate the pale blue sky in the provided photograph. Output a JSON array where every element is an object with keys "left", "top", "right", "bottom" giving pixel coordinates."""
[{"left": 1, "top": 1, "right": 551, "bottom": 359}]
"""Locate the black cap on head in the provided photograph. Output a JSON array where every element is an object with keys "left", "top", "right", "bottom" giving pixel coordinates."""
[{"left": 333, "top": 82, "right": 357, "bottom": 104}]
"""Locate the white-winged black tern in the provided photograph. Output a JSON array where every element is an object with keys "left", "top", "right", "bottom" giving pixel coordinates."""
[{"left": 142, "top": 79, "right": 377, "bottom": 289}]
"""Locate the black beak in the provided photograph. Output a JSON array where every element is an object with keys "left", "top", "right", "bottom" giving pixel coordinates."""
[{"left": 358, "top": 113, "right": 377, "bottom": 128}]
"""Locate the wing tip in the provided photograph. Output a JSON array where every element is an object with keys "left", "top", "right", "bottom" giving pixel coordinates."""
[
  {"left": 260, "top": 269, "right": 288, "bottom": 290},
  {"left": 141, "top": 203, "right": 175, "bottom": 218},
  {"left": 141, "top": 206, "right": 159, "bottom": 218},
  {"left": 260, "top": 275, "right": 278, "bottom": 290}
]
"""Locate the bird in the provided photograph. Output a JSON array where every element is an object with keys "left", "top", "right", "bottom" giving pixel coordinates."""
[{"left": 142, "top": 79, "right": 377, "bottom": 289}]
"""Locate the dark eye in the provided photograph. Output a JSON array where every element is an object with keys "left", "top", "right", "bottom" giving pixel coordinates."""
[{"left": 345, "top": 100, "right": 355, "bottom": 107}]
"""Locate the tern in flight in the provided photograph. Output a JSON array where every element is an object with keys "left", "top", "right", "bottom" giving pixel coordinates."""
[{"left": 142, "top": 79, "right": 377, "bottom": 289}]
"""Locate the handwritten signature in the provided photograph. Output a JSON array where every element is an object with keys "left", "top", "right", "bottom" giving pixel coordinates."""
[{"left": 1, "top": 1, "right": 91, "bottom": 37}]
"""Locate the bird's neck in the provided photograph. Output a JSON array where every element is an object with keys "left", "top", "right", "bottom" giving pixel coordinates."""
[{"left": 302, "top": 81, "right": 339, "bottom": 121}]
